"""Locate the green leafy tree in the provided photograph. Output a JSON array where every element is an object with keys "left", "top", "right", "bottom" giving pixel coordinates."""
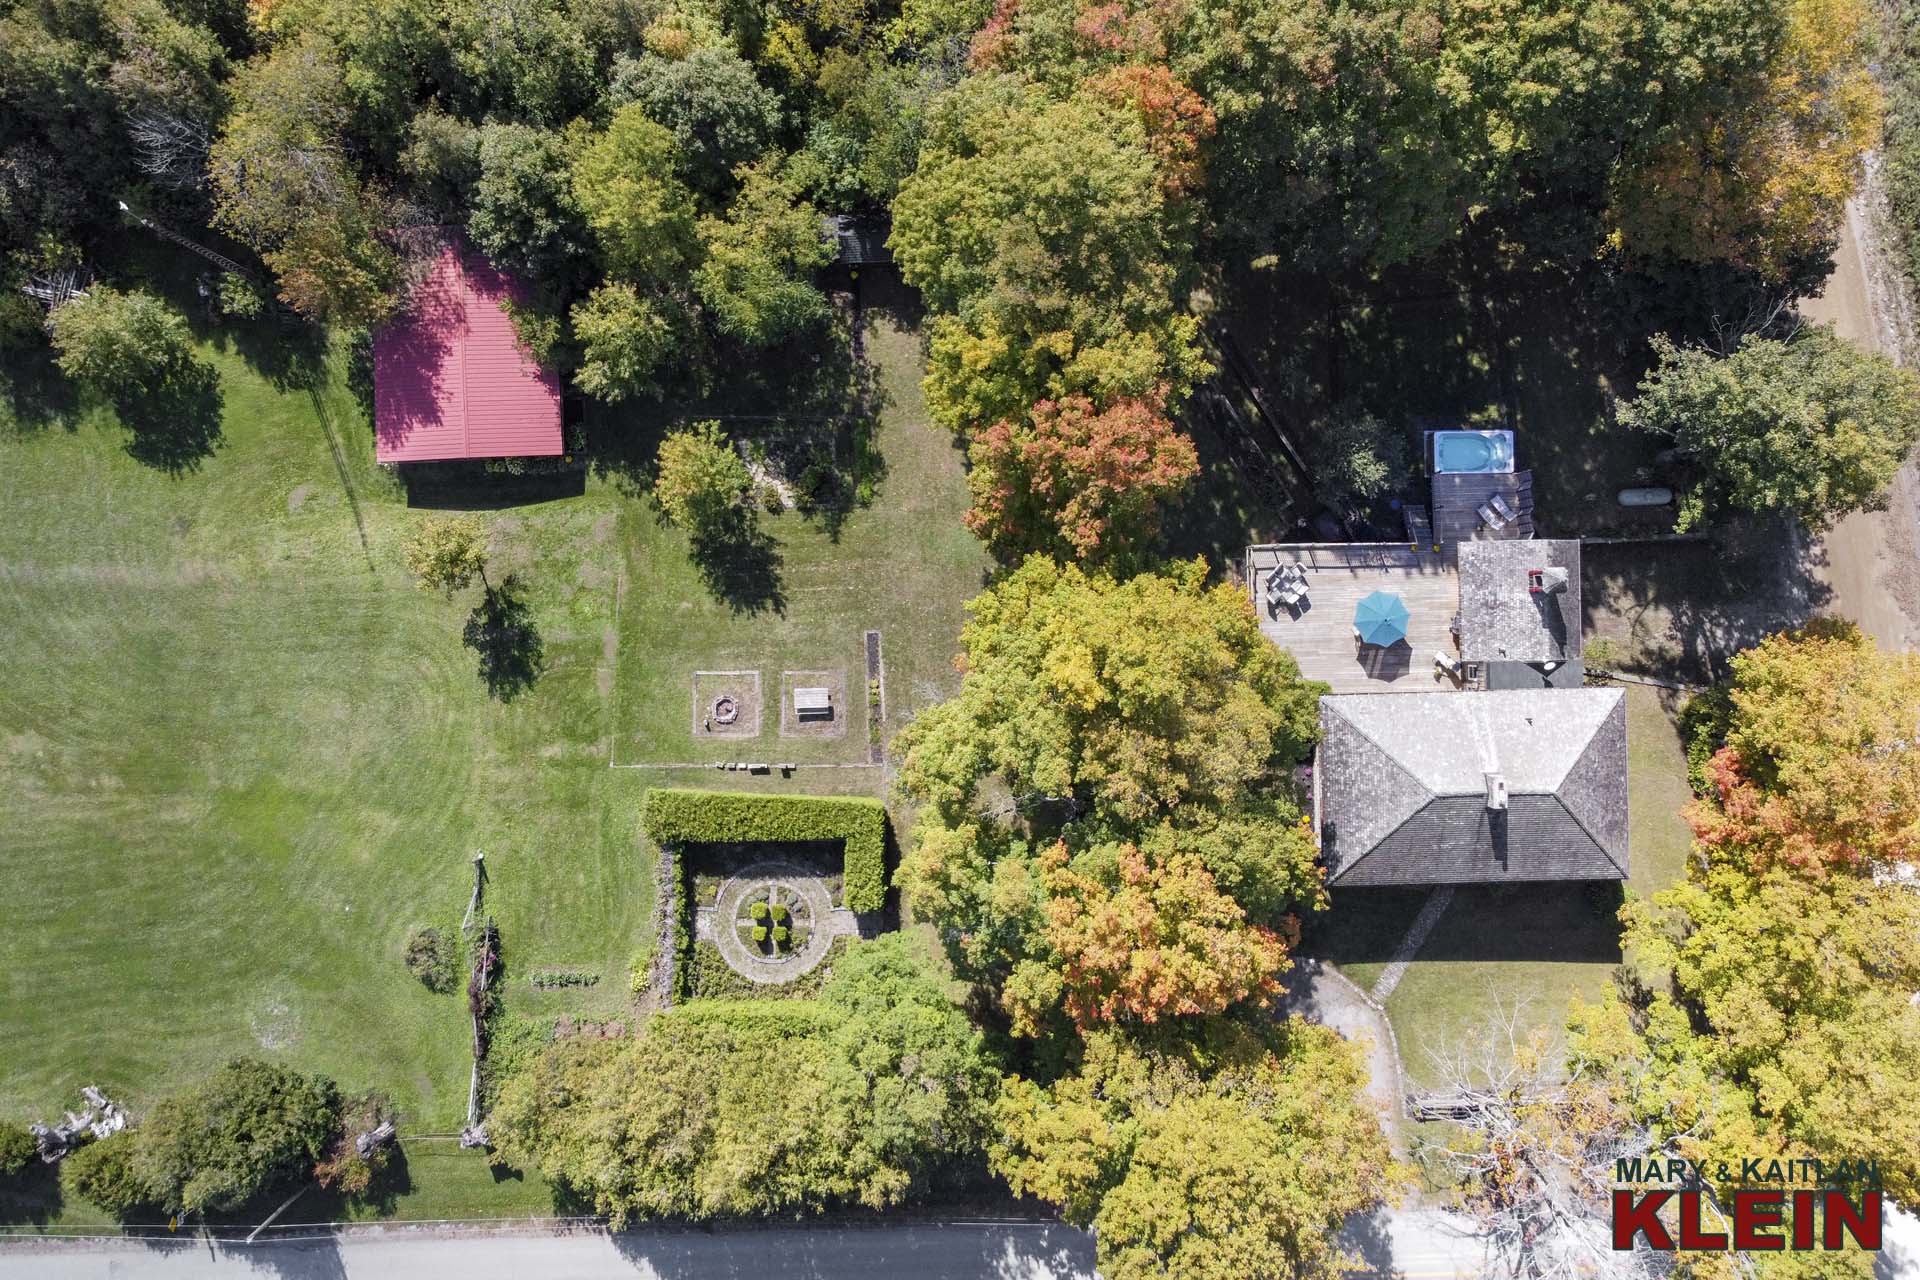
[
  {"left": 892, "top": 78, "right": 1206, "bottom": 433},
  {"left": 469, "top": 122, "right": 589, "bottom": 283},
  {"left": 992, "top": 1020, "right": 1399, "bottom": 1280},
  {"left": 569, "top": 105, "right": 698, "bottom": 283},
  {"left": 131, "top": 1058, "right": 340, "bottom": 1216},
  {"left": 403, "top": 515, "right": 489, "bottom": 595},
  {"left": 0, "top": 1122, "right": 34, "bottom": 1178},
  {"left": 63, "top": 1136, "right": 148, "bottom": 1218},
  {"left": 897, "top": 557, "right": 1324, "bottom": 827},
  {"left": 653, "top": 421, "right": 748, "bottom": 534},
  {"left": 441, "top": 0, "right": 596, "bottom": 125},
  {"left": 571, "top": 282, "right": 679, "bottom": 402},
  {"left": 610, "top": 49, "right": 781, "bottom": 193},
  {"left": 693, "top": 162, "right": 832, "bottom": 346},
  {"left": 489, "top": 935, "right": 998, "bottom": 1224},
  {"left": 1619, "top": 328, "right": 1920, "bottom": 531},
  {"left": 209, "top": 34, "right": 400, "bottom": 326},
  {"left": 48, "top": 288, "right": 194, "bottom": 397},
  {"left": 1567, "top": 624, "right": 1920, "bottom": 1205},
  {"left": 1305, "top": 405, "right": 1411, "bottom": 506}
]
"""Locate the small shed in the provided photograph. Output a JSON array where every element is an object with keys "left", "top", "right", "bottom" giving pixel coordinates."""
[
  {"left": 794, "top": 687, "right": 834, "bottom": 721},
  {"left": 822, "top": 215, "right": 893, "bottom": 267}
]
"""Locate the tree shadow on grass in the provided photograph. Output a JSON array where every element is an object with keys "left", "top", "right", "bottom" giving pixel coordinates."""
[
  {"left": 117, "top": 358, "right": 224, "bottom": 473},
  {"left": 689, "top": 507, "right": 785, "bottom": 617},
  {"left": 0, "top": 1158, "right": 63, "bottom": 1225},
  {"left": 464, "top": 576, "right": 547, "bottom": 702}
]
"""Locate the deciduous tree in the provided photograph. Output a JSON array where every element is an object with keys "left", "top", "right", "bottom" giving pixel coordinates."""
[
  {"left": 693, "top": 162, "right": 832, "bottom": 346},
  {"left": 653, "top": 421, "right": 749, "bottom": 534},
  {"left": 471, "top": 122, "right": 589, "bottom": 284},
  {"left": 991, "top": 1020, "right": 1398, "bottom": 1280},
  {"left": 489, "top": 936, "right": 998, "bottom": 1224},
  {"left": 1618, "top": 329, "right": 1920, "bottom": 532},
  {"left": 963, "top": 392, "right": 1198, "bottom": 565},
  {"left": 48, "top": 288, "right": 195, "bottom": 397},
  {"left": 131, "top": 1058, "right": 340, "bottom": 1216},
  {"left": 897, "top": 557, "right": 1323, "bottom": 826},
  {"left": 611, "top": 48, "right": 781, "bottom": 194},
  {"left": 568, "top": 106, "right": 697, "bottom": 283},
  {"left": 571, "top": 282, "right": 680, "bottom": 402},
  {"left": 403, "top": 515, "right": 488, "bottom": 595}
]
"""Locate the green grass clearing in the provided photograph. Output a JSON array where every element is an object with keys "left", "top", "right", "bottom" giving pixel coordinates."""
[{"left": 0, "top": 266, "right": 981, "bottom": 1225}]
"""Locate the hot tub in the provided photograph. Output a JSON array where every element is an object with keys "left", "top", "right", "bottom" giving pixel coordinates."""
[{"left": 1432, "top": 429, "right": 1515, "bottom": 474}]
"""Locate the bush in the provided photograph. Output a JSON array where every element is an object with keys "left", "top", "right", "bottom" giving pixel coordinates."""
[
  {"left": 641, "top": 789, "right": 888, "bottom": 912},
  {"left": 753, "top": 925, "right": 768, "bottom": 943},
  {"left": 313, "top": 1093, "right": 394, "bottom": 1198},
  {"left": 757, "top": 482, "right": 786, "bottom": 513},
  {"left": 64, "top": 1136, "right": 148, "bottom": 1218},
  {"left": 0, "top": 1122, "right": 35, "bottom": 1178},
  {"left": 528, "top": 967, "right": 600, "bottom": 989},
  {"left": 404, "top": 927, "right": 455, "bottom": 992},
  {"left": 1304, "top": 404, "right": 1410, "bottom": 505},
  {"left": 772, "top": 926, "right": 790, "bottom": 947},
  {"left": 628, "top": 940, "right": 656, "bottom": 994},
  {"left": 133, "top": 1058, "right": 340, "bottom": 1215},
  {"left": 770, "top": 904, "right": 789, "bottom": 924},
  {"left": 749, "top": 901, "right": 769, "bottom": 921}
]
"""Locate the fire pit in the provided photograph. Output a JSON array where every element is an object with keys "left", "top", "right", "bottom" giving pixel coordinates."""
[{"left": 712, "top": 696, "right": 740, "bottom": 725}]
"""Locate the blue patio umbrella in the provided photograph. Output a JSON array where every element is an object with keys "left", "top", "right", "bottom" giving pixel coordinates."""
[{"left": 1354, "top": 590, "right": 1410, "bottom": 646}]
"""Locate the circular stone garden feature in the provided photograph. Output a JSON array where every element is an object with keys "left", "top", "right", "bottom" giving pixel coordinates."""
[
  {"left": 705, "top": 861, "right": 845, "bottom": 983},
  {"left": 712, "top": 696, "right": 739, "bottom": 725}
]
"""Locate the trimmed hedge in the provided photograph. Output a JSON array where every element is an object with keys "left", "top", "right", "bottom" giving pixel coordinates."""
[{"left": 642, "top": 789, "right": 888, "bottom": 913}]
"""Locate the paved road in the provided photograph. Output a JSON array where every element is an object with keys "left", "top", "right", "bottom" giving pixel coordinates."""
[
  {"left": 4, "top": 1203, "right": 1915, "bottom": 1278},
  {"left": 0, "top": 1223, "right": 1099, "bottom": 1280}
]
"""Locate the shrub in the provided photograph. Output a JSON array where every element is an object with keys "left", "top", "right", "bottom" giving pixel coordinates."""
[
  {"left": 757, "top": 482, "right": 785, "bottom": 513},
  {"left": 628, "top": 940, "right": 656, "bottom": 994},
  {"left": 64, "top": 1136, "right": 149, "bottom": 1218},
  {"left": 404, "top": 927, "right": 455, "bottom": 992},
  {"left": 749, "top": 901, "right": 769, "bottom": 921},
  {"left": 528, "top": 967, "right": 600, "bottom": 989},
  {"left": 1304, "top": 403, "right": 1410, "bottom": 505},
  {"left": 753, "top": 925, "right": 768, "bottom": 943},
  {"left": 132, "top": 1057, "right": 340, "bottom": 1215},
  {"left": 641, "top": 789, "right": 888, "bottom": 912},
  {"left": 0, "top": 1122, "right": 35, "bottom": 1178},
  {"left": 772, "top": 926, "right": 790, "bottom": 947},
  {"left": 770, "top": 904, "right": 788, "bottom": 924},
  {"left": 313, "top": 1093, "right": 394, "bottom": 1198}
]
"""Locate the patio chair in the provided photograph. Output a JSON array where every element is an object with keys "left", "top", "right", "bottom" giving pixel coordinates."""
[
  {"left": 1476, "top": 501, "right": 1509, "bottom": 531},
  {"left": 1434, "top": 650, "right": 1463, "bottom": 681},
  {"left": 1488, "top": 493, "right": 1518, "bottom": 523}
]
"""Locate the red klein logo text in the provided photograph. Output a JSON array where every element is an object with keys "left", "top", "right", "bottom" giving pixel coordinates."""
[{"left": 1611, "top": 1189, "right": 1882, "bottom": 1253}]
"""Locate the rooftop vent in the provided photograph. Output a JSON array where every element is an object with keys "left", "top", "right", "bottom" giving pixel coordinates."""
[
  {"left": 1484, "top": 772, "right": 1509, "bottom": 811},
  {"left": 1528, "top": 567, "right": 1570, "bottom": 594}
]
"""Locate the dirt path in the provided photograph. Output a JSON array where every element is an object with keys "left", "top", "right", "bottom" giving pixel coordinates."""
[{"left": 1800, "top": 195, "right": 1920, "bottom": 652}]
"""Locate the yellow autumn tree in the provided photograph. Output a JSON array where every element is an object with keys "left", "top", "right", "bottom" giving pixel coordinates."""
[{"left": 1607, "top": 0, "right": 1882, "bottom": 281}]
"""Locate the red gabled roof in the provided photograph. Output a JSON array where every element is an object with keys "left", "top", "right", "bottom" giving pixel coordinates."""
[{"left": 374, "top": 242, "right": 563, "bottom": 463}]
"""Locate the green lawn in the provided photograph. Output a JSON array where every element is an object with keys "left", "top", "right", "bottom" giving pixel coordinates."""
[
  {"left": 0, "top": 270, "right": 982, "bottom": 1225},
  {"left": 1304, "top": 685, "right": 1696, "bottom": 1089}
]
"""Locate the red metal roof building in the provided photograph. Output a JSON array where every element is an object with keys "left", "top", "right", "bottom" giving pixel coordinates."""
[{"left": 373, "top": 242, "right": 563, "bottom": 464}]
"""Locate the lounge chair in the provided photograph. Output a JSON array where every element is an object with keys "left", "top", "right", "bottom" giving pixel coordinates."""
[
  {"left": 1476, "top": 501, "right": 1508, "bottom": 531},
  {"left": 1488, "top": 493, "right": 1518, "bottom": 523}
]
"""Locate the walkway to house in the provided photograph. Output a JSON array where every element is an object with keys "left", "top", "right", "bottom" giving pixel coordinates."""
[{"left": 1277, "top": 957, "right": 1406, "bottom": 1155}]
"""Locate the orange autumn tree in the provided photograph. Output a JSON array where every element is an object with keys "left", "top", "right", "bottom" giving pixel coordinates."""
[
  {"left": 965, "top": 392, "right": 1199, "bottom": 565},
  {"left": 1684, "top": 619, "right": 1920, "bottom": 874},
  {"left": 1006, "top": 838, "right": 1290, "bottom": 1033}
]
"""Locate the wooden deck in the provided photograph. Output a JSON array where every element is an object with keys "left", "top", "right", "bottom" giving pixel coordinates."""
[
  {"left": 1247, "top": 545, "right": 1464, "bottom": 694},
  {"left": 1431, "top": 470, "right": 1535, "bottom": 546}
]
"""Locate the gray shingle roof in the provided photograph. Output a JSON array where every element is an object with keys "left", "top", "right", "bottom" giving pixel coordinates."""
[
  {"left": 1458, "top": 539, "right": 1583, "bottom": 664},
  {"left": 1315, "top": 688, "right": 1628, "bottom": 885}
]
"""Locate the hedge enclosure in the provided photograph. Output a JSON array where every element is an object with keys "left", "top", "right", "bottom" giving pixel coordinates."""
[{"left": 640, "top": 789, "right": 888, "bottom": 913}]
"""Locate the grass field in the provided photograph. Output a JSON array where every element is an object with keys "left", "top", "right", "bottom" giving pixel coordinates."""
[
  {"left": 1304, "top": 685, "right": 1697, "bottom": 1089},
  {"left": 0, "top": 266, "right": 984, "bottom": 1225}
]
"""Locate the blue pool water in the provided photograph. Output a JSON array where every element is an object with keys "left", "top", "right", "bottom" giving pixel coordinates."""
[{"left": 1434, "top": 430, "right": 1514, "bottom": 474}]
